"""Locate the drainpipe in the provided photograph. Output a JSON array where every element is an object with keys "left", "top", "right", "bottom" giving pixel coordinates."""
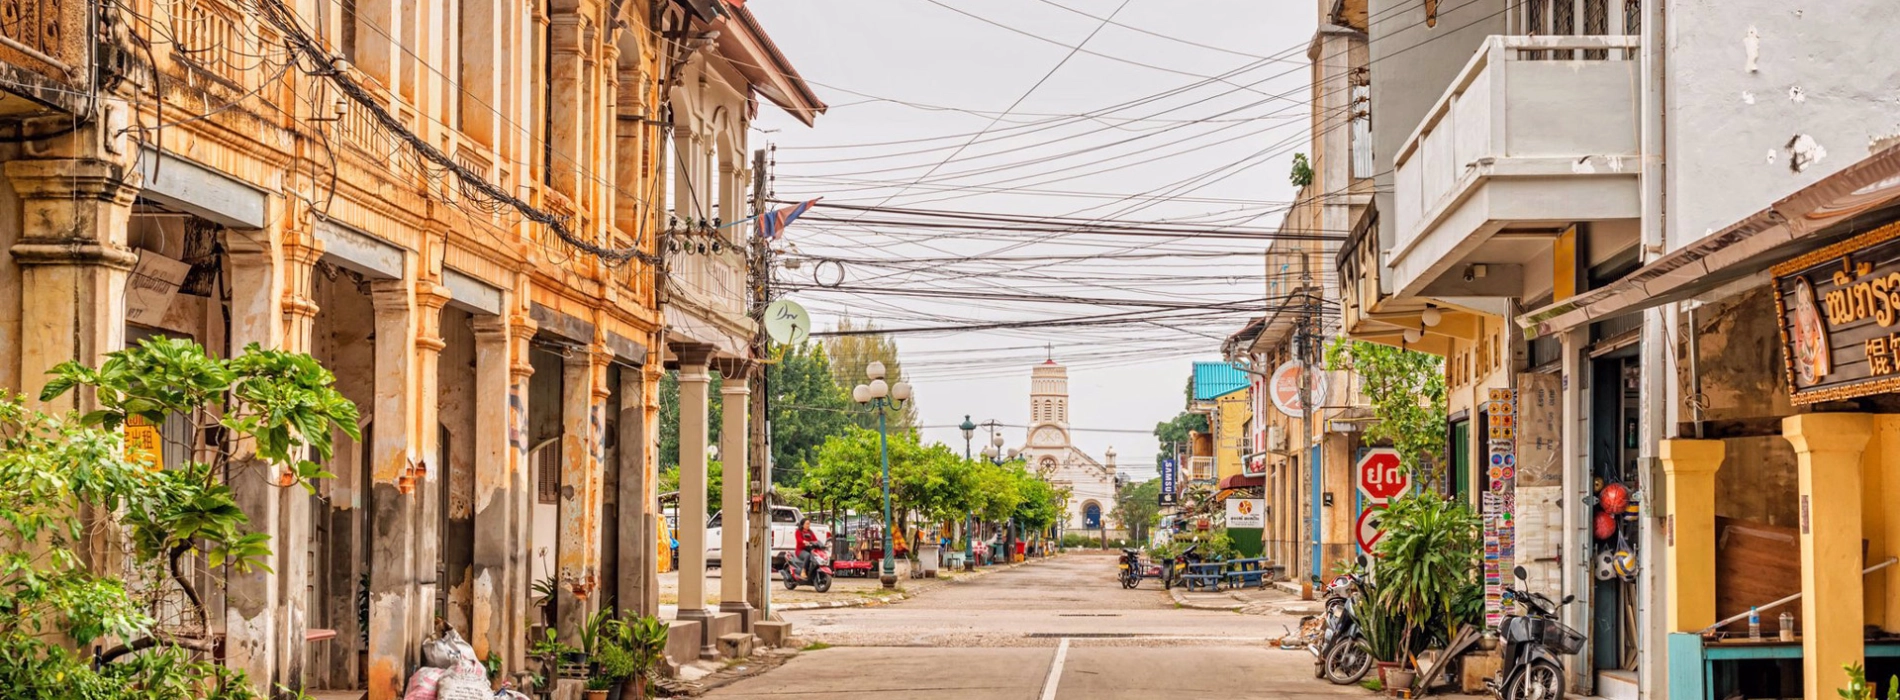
[{"left": 1634, "top": 0, "right": 1671, "bottom": 696}]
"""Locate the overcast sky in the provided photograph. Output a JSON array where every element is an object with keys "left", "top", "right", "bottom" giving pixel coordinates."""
[{"left": 746, "top": 0, "right": 1320, "bottom": 481}]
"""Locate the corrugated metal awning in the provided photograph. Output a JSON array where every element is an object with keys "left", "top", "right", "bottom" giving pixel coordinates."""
[{"left": 1518, "top": 143, "right": 1900, "bottom": 337}]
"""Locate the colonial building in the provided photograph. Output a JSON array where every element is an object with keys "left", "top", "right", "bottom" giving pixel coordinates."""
[
  {"left": 1020, "top": 358, "right": 1120, "bottom": 536},
  {"left": 0, "top": 0, "right": 817, "bottom": 696}
]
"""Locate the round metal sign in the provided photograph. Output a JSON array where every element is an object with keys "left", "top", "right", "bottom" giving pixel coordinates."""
[{"left": 1269, "top": 361, "right": 1331, "bottom": 417}]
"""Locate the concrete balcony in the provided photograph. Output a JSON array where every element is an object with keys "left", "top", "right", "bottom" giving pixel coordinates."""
[{"left": 1387, "top": 35, "right": 1641, "bottom": 300}]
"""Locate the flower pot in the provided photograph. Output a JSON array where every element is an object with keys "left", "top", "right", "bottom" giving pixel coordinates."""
[
  {"left": 585, "top": 690, "right": 609, "bottom": 700},
  {"left": 1386, "top": 668, "right": 1416, "bottom": 696},
  {"left": 1375, "top": 661, "right": 1399, "bottom": 687}
]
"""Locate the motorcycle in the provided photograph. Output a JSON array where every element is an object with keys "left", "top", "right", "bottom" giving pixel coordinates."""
[
  {"left": 1117, "top": 548, "right": 1143, "bottom": 589},
  {"left": 1317, "top": 574, "right": 1374, "bottom": 685},
  {"left": 1488, "top": 565, "right": 1584, "bottom": 700},
  {"left": 1160, "top": 544, "right": 1202, "bottom": 590},
  {"left": 773, "top": 548, "right": 834, "bottom": 593}
]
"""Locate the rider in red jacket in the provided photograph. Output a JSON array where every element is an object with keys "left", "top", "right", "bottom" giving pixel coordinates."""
[{"left": 794, "top": 519, "right": 821, "bottom": 577}]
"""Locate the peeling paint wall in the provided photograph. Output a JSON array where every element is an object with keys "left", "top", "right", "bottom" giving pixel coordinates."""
[
  {"left": 1681, "top": 287, "right": 1801, "bottom": 527},
  {"left": 1666, "top": 3, "right": 1900, "bottom": 248},
  {"left": 438, "top": 306, "right": 477, "bottom": 634}
]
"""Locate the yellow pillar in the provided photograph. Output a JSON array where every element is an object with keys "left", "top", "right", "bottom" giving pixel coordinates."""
[
  {"left": 1783, "top": 413, "right": 1872, "bottom": 700},
  {"left": 1662, "top": 439, "right": 1724, "bottom": 633}
]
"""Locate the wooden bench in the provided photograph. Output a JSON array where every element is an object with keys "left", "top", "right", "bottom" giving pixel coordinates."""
[
  {"left": 1222, "top": 558, "right": 1276, "bottom": 589},
  {"left": 1184, "top": 562, "right": 1224, "bottom": 591}
]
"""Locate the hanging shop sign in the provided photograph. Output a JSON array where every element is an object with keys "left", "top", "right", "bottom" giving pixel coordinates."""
[
  {"left": 1159, "top": 458, "right": 1178, "bottom": 505},
  {"left": 1269, "top": 361, "right": 1331, "bottom": 417},
  {"left": 1773, "top": 222, "right": 1900, "bottom": 404}
]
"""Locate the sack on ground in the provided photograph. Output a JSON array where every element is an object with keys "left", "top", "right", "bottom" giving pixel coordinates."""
[
  {"left": 433, "top": 660, "right": 490, "bottom": 700},
  {"left": 421, "top": 627, "right": 477, "bottom": 668},
  {"left": 401, "top": 666, "right": 448, "bottom": 700}
]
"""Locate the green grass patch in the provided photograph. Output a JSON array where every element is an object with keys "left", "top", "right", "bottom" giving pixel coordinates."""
[
  {"left": 800, "top": 642, "right": 831, "bottom": 652},
  {"left": 1361, "top": 679, "right": 1383, "bottom": 692}
]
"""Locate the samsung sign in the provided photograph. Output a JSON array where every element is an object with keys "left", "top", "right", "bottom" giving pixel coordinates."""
[{"left": 1159, "top": 458, "right": 1178, "bottom": 503}]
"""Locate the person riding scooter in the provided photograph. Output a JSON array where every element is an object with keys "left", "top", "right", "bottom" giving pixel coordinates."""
[{"left": 794, "top": 518, "right": 822, "bottom": 580}]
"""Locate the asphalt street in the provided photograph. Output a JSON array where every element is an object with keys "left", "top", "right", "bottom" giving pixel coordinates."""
[{"left": 704, "top": 551, "right": 1375, "bottom": 699}]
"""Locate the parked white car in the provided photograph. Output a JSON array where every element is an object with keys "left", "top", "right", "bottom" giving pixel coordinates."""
[{"left": 706, "top": 505, "right": 830, "bottom": 569}]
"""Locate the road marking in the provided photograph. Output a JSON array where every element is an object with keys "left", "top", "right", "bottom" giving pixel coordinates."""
[{"left": 1039, "top": 637, "right": 1070, "bottom": 700}]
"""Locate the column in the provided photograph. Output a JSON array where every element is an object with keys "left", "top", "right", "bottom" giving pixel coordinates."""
[
  {"left": 554, "top": 347, "right": 606, "bottom": 642},
  {"left": 1783, "top": 412, "right": 1873, "bottom": 700},
  {"left": 5, "top": 158, "right": 139, "bottom": 409},
  {"left": 616, "top": 366, "right": 655, "bottom": 616},
  {"left": 223, "top": 233, "right": 285, "bottom": 690},
  {"left": 367, "top": 278, "right": 418, "bottom": 700},
  {"left": 276, "top": 238, "right": 323, "bottom": 691},
  {"left": 675, "top": 346, "right": 714, "bottom": 634},
  {"left": 506, "top": 312, "right": 539, "bottom": 666},
  {"left": 1660, "top": 439, "right": 1723, "bottom": 633},
  {"left": 641, "top": 361, "right": 664, "bottom": 615},
  {"left": 545, "top": 11, "right": 586, "bottom": 197},
  {"left": 1873, "top": 417, "right": 1900, "bottom": 632},
  {"left": 717, "top": 362, "right": 752, "bottom": 624},
  {"left": 411, "top": 280, "right": 451, "bottom": 652},
  {"left": 469, "top": 309, "right": 522, "bottom": 664}
]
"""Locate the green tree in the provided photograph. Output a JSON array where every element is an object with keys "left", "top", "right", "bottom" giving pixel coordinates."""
[
  {"left": 1152, "top": 411, "right": 1208, "bottom": 469},
  {"left": 823, "top": 318, "right": 917, "bottom": 434},
  {"left": 1, "top": 337, "right": 358, "bottom": 698},
  {"left": 1110, "top": 478, "right": 1163, "bottom": 544},
  {"left": 1326, "top": 338, "right": 1448, "bottom": 479},
  {"left": 766, "top": 341, "right": 853, "bottom": 485},
  {"left": 658, "top": 459, "right": 723, "bottom": 505}
]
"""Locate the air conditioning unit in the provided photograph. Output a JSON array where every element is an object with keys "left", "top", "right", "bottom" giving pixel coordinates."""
[{"left": 1266, "top": 426, "right": 1288, "bottom": 454}]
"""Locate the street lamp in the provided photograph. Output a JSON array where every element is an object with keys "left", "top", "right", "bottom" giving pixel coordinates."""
[
  {"left": 977, "top": 423, "right": 1021, "bottom": 564},
  {"left": 854, "top": 361, "right": 912, "bottom": 588},
  {"left": 960, "top": 416, "right": 978, "bottom": 572}
]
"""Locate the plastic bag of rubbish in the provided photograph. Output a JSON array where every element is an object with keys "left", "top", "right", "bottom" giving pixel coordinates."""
[
  {"left": 422, "top": 627, "right": 478, "bottom": 668},
  {"left": 402, "top": 666, "right": 448, "bottom": 700},
  {"left": 434, "top": 660, "right": 491, "bottom": 700}
]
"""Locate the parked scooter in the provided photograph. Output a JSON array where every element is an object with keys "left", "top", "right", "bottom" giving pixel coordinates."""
[
  {"left": 1317, "top": 574, "right": 1375, "bottom": 685},
  {"left": 1488, "top": 565, "right": 1583, "bottom": 700},
  {"left": 773, "top": 548, "right": 834, "bottom": 593},
  {"left": 1160, "top": 544, "right": 1202, "bottom": 590},
  {"left": 1117, "top": 548, "right": 1143, "bottom": 589}
]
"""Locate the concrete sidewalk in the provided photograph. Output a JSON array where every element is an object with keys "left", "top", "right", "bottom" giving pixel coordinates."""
[{"left": 1168, "top": 582, "right": 1327, "bottom": 616}]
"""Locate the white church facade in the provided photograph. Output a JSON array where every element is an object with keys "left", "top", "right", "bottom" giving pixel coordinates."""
[{"left": 1019, "top": 359, "right": 1123, "bottom": 538}]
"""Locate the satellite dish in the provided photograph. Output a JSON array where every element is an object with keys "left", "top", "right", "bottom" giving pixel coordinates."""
[{"left": 763, "top": 299, "right": 811, "bottom": 345}]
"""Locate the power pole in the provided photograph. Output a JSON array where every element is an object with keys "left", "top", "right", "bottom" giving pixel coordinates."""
[
  {"left": 746, "top": 148, "right": 772, "bottom": 615},
  {"left": 1298, "top": 247, "right": 1314, "bottom": 598}
]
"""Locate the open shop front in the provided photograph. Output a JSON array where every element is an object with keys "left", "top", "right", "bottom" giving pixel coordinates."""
[{"left": 1521, "top": 144, "right": 1900, "bottom": 700}]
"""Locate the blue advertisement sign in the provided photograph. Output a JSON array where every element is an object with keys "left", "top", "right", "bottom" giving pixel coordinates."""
[{"left": 1160, "top": 458, "right": 1177, "bottom": 496}]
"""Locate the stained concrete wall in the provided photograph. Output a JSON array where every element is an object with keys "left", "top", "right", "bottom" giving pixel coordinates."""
[
  {"left": 1664, "top": 2, "right": 1900, "bottom": 249},
  {"left": 438, "top": 307, "right": 477, "bottom": 634},
  {"left": 309, "top": 271, "right": 378, "bottom": 689},
  {"left": 529, "top": 346, "right": 565, "bottom": 589},
  {"left": 1367, "top": 0, "right": 1508, "bottom": 267}
]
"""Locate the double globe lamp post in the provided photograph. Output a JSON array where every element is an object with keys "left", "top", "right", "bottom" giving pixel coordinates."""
[{"left": 853, "top": 361, "right": 911, "bottom": 588}]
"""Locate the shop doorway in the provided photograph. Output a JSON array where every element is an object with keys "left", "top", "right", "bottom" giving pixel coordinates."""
[{"left": 1589, "top": 350, "right": 1641, "bottom": 673}]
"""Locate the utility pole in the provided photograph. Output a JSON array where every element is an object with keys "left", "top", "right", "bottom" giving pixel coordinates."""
[
  {"left": 1298, "top": 247, "right": 1314, "bottom": 598},
  {"left": 746, "top": 147, "right": 771, "bottom": 615}
]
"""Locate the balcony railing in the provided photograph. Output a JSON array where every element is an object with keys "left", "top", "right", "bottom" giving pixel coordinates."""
[{"left": 1388, "top": 35, "right": 1640, "bottom": 294}]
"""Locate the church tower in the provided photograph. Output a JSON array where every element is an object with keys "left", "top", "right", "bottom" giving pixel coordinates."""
[{"left": 1030, "top": 358, "right": 1069, "bottom": 429}]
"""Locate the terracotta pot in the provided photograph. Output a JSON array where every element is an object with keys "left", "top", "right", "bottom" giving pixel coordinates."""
[
  {"left": 1375, "top": 661, "right": 1399, "bottom": 687},
  {"left": 584, "top": 690, "right": 609, "bottom": 700}
]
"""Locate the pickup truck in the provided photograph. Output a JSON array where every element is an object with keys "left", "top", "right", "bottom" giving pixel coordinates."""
[{"left": 706, "top": 505, "right": 830, "bottom": 569}]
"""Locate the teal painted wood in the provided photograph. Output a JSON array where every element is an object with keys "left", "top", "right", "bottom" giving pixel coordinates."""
[
  {"left": 1667, "top": 633, "right": 1900, "bottom": 700},
  {"left": 1667, "top": 633, "right": 1710, "bottom": 700}
]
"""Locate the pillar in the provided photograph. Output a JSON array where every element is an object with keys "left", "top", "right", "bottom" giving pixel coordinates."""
[
  {"left": 1660, "top": 439, "right": 1723, "bottom": 633},
  {"left": 674, "top": 346, "right": 713, "bottom": 632},
  {"left": 554, "top": 346, "right": 607, "bottom": 643},
  {"left": 411, "top": 280, "right": 451, "bottom": 657},
  {"left": 1783, "top": 412, "right": 1873, "bottom": 700},
  {"left": 506, "top": 312, "right": 539, "bottom": 664},
  {"left": 367, "top": 277, "right": 418, "bottom": 700},
  {"left": 223, "top": 233, "right": 285, "bottom": 690},
  {"left": 6, "top": 158, "right": 139, "bottom": 409},
  {"left": 1873, "top": 417, "right": 1900, "bottom": 632},
  {"left": 717, "top": 361, "right": 752, "bottom": 622},
  {"left": 616, "top": 366, "right": 656, "bottom": 617},
  {"left": 470, "top": 309, "right": 521, "bottom": 664},
  {"left": 277, "top": 238, "right": 323, "bottom": 691}
]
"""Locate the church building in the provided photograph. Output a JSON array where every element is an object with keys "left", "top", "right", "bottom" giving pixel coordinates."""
[{"left": 1020, "top": 358, "right": 1123, "bottom": 538}]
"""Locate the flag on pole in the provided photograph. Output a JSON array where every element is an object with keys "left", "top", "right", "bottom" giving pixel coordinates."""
[{"left": 758, "top": 198, "right": 821, "bottom": 241}]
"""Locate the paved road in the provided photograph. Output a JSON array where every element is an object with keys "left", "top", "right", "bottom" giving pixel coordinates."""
[{"left": 705, "top": 552, "right": 1371, "bottom": 699}]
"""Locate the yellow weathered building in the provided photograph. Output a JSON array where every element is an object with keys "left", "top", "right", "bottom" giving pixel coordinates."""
[{"left": 0, "top": 0, "right": 819, "bottom": 696}]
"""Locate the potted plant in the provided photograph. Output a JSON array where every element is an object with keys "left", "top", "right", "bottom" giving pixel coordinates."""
[
  {"left": 593, "top": 611, "right": 671, "bottom": 700},
  {"left": 529, "top": 627, "right": 585, "bottom": 683},
  {"left": 1359, "top": 589, "right": 1406, "bottom": 687},
  {"left": 1373, "top": 492, "right": 1481, "bottom": 694}
]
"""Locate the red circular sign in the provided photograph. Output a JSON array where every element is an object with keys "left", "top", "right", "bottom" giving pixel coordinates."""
[
  {"left": 1356, "top": 507, "right": 1387, "bottom": 554},
  {"left": 1356, "top": 448, "right": 1409, "bottom": 502}
]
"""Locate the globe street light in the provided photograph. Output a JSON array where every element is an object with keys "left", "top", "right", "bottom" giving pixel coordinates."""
[
  {"left": 960, "top": 415, "right": 979, "bottom": 572},
  {"left": 855, "top": 361, "right": 911, "bottom": 588}
]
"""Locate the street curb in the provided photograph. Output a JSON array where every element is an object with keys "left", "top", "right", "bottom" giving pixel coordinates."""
[
  {"left": 1168, "top": 587, "right": 1245, "bottom": 611},
  {"left": 773, "top": 556, "right": 1049, "bottom": 612}
]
